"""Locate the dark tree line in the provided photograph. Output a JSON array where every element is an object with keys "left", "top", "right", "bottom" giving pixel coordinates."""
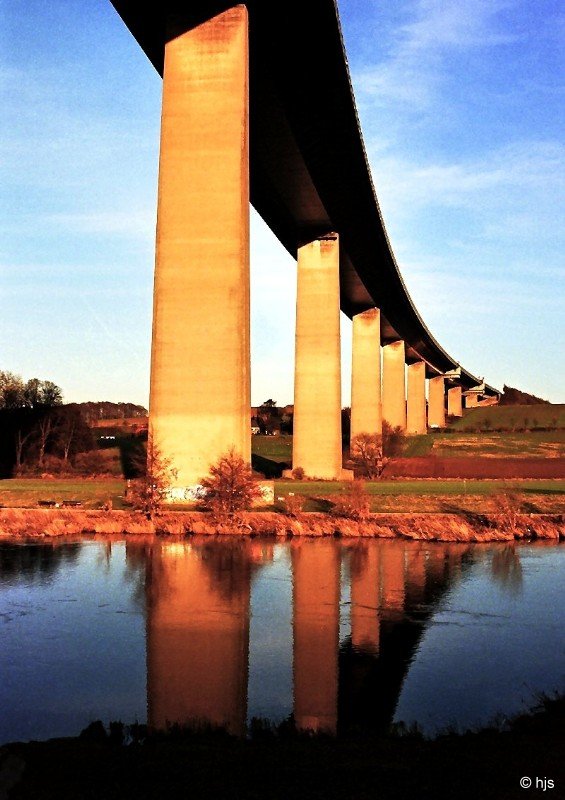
[
  {"left": 0, "top": 405, "right": 94, "bottom": 478},
  {"left": 499, "top": 385, "right": 551, "bottom": 406},
  {"left": 0, "top": 371, "right": 99, "bottom": 477}
]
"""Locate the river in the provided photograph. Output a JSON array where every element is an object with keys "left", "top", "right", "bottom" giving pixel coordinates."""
[{"left": 0, "top": 537, "right": 563, "bottom": 743}]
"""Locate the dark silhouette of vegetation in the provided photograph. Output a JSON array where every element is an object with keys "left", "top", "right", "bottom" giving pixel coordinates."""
[
  {"left": 382, "top": 420, "right": 406, "bottom": 457},
  {"left": 0, "top": 405, "right": 94, "bottom": 478},
  {"left": 499, "top": 384, "right": 550, "bottom": 405},
  {"left": 127, "top": 436, "right": 178, "bottom": 516},
  {"left": 9, "top": 692, "right": 562, "bottom": 799}
]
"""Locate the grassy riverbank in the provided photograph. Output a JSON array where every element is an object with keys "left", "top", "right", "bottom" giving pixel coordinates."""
[
  {"left": 3, "top": 693, "right": 563, "bottom": 800},
  {"left": 1, "top": 478, "right": 564, "bottom": 514}
]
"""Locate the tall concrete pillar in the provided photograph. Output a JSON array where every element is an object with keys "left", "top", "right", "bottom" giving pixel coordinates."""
[
  {"left": 382, "top": 340, "right": 406, "bottom": 430},
  {"left": 448, "top": 385, "right": 463, "bottom": 417},
  {"left": 292, "top": 541, "right": 340, "bottom": 734},
  {"left": 428, "top": 376, "right": 446, "bottom": 428},
  {"left": 350, "top": 308, "right": 382, "bottom": 442},
  {"left": 292, "top": 235, "right": 343, "bottom": 479},
  {"left": 406, "top": 361, "right": 426, "bottom": 435},
  {"left": 149, "top": 7, "right": 250, "bottom": 493}
]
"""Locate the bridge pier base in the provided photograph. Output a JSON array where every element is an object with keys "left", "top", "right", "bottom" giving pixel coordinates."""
[
  {"left": 406, "top": 361, "right": 427, "bottom": 435},
  {"left": 382, "top": 341, "right": 406, "bottom": 431},
  {"left": 350, "top": 308, "right": 382, "bottom": 443},
  {"left": 448, "top": 385, "right": 463, "bottom": 417},
  {"left": 291, "top": 234, "right": 347, "bottom": 479},
  {"left": 428, "top": 376, "right": 446, "bottom": 428},
  {"left": 149, "top": 7, "right": 250, "bottom": 495}
]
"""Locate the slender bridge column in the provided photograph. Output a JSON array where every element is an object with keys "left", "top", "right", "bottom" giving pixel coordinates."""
[
  {"left": 428, "top": 376, "right": 446, "bottom": 428},
  {"left": 292, "top": 234, "right": 343, "bottom": 479},
  {"left": 149, "top": 7, "right": 250, "bottom": 493},
  {"left": 448, "top": 385, "right": 463, "bottom": 417},
  {"left": 350, "top": 308, "right": 382, "bottom": 442},
  {"left": 406, "top": 361, "right": 426, "bottom": 435},
  {"left": 382, "top": 341, "right": 406, "bottom": 430}
]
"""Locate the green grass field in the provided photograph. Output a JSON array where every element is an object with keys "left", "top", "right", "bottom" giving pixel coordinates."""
[
  {"left": 449, "top": 403, "right": 565, "bottom": 431},
  {"left": 0, "top": 476, "right": 563, "bottom": 514},
  {"left": 403, "top": 430, "right": 565, "bottom": 458},
  {"left": 251, "top": 435, "right": 293, "bottom": 461},
  {"left": 0, "top": 479, "right": 127, "bottom": 509},
  {"left": 274, "top": 479, "right": 565, "bottom": 513}
]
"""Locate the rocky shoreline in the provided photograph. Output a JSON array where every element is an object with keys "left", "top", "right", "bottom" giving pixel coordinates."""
[{"left": 0, "top": 508, "right": 563, "bottom": 542}]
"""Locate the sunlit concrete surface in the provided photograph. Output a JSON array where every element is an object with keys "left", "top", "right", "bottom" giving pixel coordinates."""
[
  {"left": 149, "top": 7, "right": 250, "bottom": 490},
  {"left": 428, "top": 376, "right": 446, "bottom": 429},
  {"left": 350, "top": 308, "right": 382, "bottom": 442},
  {"left": 382, "top": 341, "right": 407, "bottom": 431},
  {"left": 292, "top": 236, "right": 343, "bottom": 479},
  {"left": 406, "top": 361, "right": 427, "bottom": 435}
]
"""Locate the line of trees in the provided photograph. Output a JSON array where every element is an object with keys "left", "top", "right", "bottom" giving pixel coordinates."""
[{"left": 0, "top": 372, "right": 98, "bottom": 477}]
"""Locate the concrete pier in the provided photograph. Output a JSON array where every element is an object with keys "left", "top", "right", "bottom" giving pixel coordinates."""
[
  {"left": 149, "top": 7, "right": 250, "bottom": 493},
  {"left": 292, "top": 235, "right": 343, "bottom": 479},
  {"left": 406, "top": 361, "right": 426, "bottom": 435},
  {"left": 428, "top": 376, "right": 446, "bottom": 428},
  {"left": 350, "top": 308, "right": 382, "bottom": 442},
  {"left": 382, "top": 341, "right": 406, "bottom": 430},
  {"left": 448, "top": 385, "right": 463, "bottom": 417}
]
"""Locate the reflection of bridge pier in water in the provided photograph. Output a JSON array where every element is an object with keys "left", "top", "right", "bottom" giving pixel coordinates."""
[
  {"left": 340, "top": 541, "right": 471, "bottom": 734},
  {"left": 145, "top": 541, "right": 254, "bottom": 736},
  {"left": 292, "top": 540, "right": 340, "bottom": 734},
  {"left": 129, "top": 538, "right": 474, "bottom": 737}
]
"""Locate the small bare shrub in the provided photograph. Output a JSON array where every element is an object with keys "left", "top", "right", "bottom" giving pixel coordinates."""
[
  {"left": 331, "top": 480, "right": 371, "bottom": 521},
  {"left": 291, "top": 466, "right": 305, "bottom": 480},
  {"left": 200, "top": 448, "right": 261, "bottom": 519},
  {"left": 279, "top": 493, "right": 305, "bottom": 517},
  {"left": 127, "top": 436, "right": 178, "bottom": 516},
  {"left": 492, "top": 490, "right": 523, "bottom": 534},
  {"left": 350, "top": 433, "right": 383, "bottom": 478}
]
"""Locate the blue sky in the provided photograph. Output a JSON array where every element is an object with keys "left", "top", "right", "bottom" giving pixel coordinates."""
[{"left": 1, "top": 0, "right": 563, "bottom": 406}]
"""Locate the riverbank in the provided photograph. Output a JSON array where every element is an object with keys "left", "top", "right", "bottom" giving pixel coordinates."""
[
  {"left": 0, "top": 507, "right": 563, "bottom": 541},
  {"left": 2, "top": 694, "right": 563, "bottom": 800}
]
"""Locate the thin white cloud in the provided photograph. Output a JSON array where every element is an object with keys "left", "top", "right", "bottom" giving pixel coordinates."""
[
  {"left": 370, "top": 140, "right": 565, "bottom": 216},
  {"left": 354, "top": 0, "right": 522, "bottom": 110}
]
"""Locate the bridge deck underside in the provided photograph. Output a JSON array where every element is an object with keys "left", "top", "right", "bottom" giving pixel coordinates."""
[{"left": 110, "top": 0, "right": 498, "bottom": 393}]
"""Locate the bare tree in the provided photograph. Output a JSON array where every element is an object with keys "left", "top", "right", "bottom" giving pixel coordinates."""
[
  {"left": 350, "top": 433, "right": 383, "bottom": 478},
  {"left": 14, "top": 428, "right": 34, "bottom": 473},
  {"left": 36, "top": 413, "right": 55, "bottom": 468},
  {"left": 128, "top": 435, "right": 178, "bottom": 516}
]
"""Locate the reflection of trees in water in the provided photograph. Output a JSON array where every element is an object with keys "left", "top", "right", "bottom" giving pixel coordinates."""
[
  {"left": 196, "top": 540, "right": 258, "bottom": 603},
  {"left": 125, "top": 539, "right": 265, "bottom": 612},
  {"left": 490, "top": 545, "right": 523, "bottom": 596},
  {"left": 0, "top": 542, "right": 82, "bottom": 586}
]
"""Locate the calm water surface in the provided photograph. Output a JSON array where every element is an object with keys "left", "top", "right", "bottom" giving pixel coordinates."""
[{"left": 0, "top": 537, "right": 563, "bottom": 743}]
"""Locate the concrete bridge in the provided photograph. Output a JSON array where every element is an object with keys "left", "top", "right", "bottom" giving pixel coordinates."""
[{"left": 110, "top": 0, "right": 499, "bottom": 490}]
